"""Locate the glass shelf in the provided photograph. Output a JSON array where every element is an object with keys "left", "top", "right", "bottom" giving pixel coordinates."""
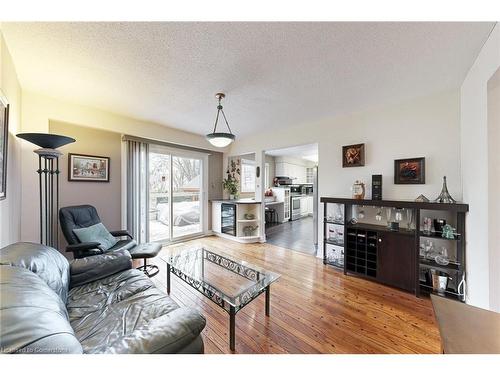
[
  {"left": 324, "top": 239, "right": 344, "bottom": 247},
  {"left": 419, "top": 283, "right": 463, "bottom": 301},
  {"left": 419, "top": 256, "right": 462, "bottom": 271},
  {"left": 324, "top": 220, "right": 344, "bottom": 225},
  {"left": 419, "top": 231, "right": 461, "bottom": 241}
]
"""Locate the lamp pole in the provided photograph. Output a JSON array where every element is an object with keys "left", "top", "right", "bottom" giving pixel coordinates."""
[{"left": 17, "top": 133, "right": 75, "bottom": 249}]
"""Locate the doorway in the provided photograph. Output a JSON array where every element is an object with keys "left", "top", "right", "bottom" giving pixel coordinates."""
[
  {"left": 263, "top": 143, "right": 318, "bottom": 255},
  {"left": 148, "top": 144, "right": 206, "bottom": 243}
]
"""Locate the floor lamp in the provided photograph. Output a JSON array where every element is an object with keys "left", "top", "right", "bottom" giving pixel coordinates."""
[{"left": 17, "top": 133, "right": 75, "bottom": 248}]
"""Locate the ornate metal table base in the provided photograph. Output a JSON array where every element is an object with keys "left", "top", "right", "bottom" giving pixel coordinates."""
[{"left": 165, "top": 249, "right": 273, "bottom": 351}]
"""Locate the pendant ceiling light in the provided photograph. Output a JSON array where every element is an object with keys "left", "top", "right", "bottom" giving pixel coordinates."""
[{"left": 206, "top": 93, "right": 235, "bottom": 147}]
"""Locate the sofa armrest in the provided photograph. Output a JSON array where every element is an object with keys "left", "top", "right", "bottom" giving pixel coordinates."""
[
  {"left": 69, "top": 249, "right": 132, "bottom": 288},
  {"left": 99, "top": 307, "right": 206, "bottom": 354},
  {"left": 110, "top": 230, "right": 133, "bottom": 239},
  {"left": 66, "top": 242, "right": 102, "bottom": 259}
]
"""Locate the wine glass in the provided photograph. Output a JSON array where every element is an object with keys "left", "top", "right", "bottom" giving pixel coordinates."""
[
  {"left": 385, "top": 207, "right": 392, "bottom": 228},
  {"left": 406, "top": 209, "right": 414, "bottom": 230}
]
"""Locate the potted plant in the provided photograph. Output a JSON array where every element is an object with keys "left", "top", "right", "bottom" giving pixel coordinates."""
[{"left": 223, "top": 175, "right": 239, "bottom": 200}]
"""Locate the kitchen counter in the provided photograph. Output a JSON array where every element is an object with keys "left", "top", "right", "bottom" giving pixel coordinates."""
[
  {"left": 211, "top": 200, "right": 262, "bottom": 243},
  {"left": 210, "top": 199, "right": 262, "bottom": 204}
]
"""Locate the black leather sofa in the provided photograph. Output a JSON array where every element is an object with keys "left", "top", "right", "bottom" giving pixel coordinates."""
[{"left": 0, "top": 242, "right": 206, "bottom": 354}]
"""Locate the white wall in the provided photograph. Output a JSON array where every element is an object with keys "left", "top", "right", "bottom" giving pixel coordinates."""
[
  {"left": 19, "top": 91, "right": 229, "bottom": 243},
  {"left": 461, "top": 23, "right": 500, "bottom": 311},
  {"left": 487, "top": 69, "right": 500, "bottom": 312},
  {"left": 0, "top": 34, "right": 22, "bottom": 247},
  {"left": 229, "top": 89, "right": 462, "bottom": 260}
]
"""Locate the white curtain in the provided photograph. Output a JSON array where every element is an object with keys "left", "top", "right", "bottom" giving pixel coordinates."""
[{"left": 126, "top": 140, "right": 149, "bottom": 243}]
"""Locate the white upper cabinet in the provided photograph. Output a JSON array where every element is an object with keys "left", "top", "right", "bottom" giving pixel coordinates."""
[{"left": 275, "top": 161, "right": 309, "bottom": 183}]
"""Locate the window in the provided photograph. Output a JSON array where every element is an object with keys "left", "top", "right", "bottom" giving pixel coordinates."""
[{"left": 241, "top": 159, "right": 256, "bottom": 193}]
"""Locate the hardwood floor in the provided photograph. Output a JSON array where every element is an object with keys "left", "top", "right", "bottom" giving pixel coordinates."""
[
  {"left": 265, "top": 216, "right": 317, "bottom": 255},
  {"left": 150, "top": 236, "right": 441, "bottom": 354}
]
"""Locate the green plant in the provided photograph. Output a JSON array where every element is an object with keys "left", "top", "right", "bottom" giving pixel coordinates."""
[{"left": 222, "top": 175, "right": 239, "bottom": 196}]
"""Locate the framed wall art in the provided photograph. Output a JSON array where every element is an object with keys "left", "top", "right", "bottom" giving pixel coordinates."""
[
  {"left": 394, "top": 157, "right": 425, "bottom": 184},
  {"left": 342, "top": 143, "right": 365, "bottom": 167},
  {"left": 68, "top": 153, "right": 110, "bottom": 182},
  {"left": 0, "top": 93, "right": 9, "bottom": 200}
]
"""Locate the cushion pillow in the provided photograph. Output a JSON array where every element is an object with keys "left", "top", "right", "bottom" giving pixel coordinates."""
[{"left": 73, "top": 223, "right": 118, "bottom": 251}]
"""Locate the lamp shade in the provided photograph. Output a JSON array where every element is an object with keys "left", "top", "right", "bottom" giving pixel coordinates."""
[
  {"left": 206, "top": 132, "right": 235, "bottom": 148},
  {"left": 17, "top": 133, "right": 75, "bottom": 149}
]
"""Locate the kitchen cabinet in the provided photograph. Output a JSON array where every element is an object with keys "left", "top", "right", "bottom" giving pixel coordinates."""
[
  {"left": 211, "top": 200, "right": 262, "bottom": 243},
  {"left": 272, "top": 187, "right": 290, "bottom": 222},
  {"left": 377, "top": 232, "right": 415, "bottom": 292},
  {"left": 275, "top": 162, "right": 308, "bottom": 183},
  {"left": 212, "top": 201, "right": 222, "bottom": 233},
  {"left": 306, "top": 196, "right": 313, "bottom": 215},
  {"left": 300, "top": 197, "right": 308, "bottom": 216}
]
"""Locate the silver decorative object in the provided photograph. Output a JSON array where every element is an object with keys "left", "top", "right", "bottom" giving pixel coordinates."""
[
  {"left": 415, "top": 194, "right": 430, "bottom": 203},
  {"left": 434, "top": 176, "right": 456, "bottom": 204}
]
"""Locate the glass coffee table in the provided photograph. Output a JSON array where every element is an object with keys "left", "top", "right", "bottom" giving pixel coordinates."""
[{"left": 160, "top": 243, "right": 280, "bottom": 351}]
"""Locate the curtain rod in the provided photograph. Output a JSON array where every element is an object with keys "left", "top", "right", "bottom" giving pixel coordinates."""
[{"left": 122, "top": 134, "right": 221, "bottom": 156}]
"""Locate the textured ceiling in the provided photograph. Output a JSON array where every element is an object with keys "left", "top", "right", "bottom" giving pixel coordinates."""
[{"left": 1, "top": 22, "right": 494, "bottom": 138}]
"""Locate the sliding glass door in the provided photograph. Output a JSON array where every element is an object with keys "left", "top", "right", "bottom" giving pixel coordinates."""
[
  {"left": 172, "top": 156, "right": 202, "bottom": 238},
  {"left": 148, "top": 145, "right": 205, "bottom": 243},
  {"left": 149, "top": 150, "right": 171, "bottom": 242}
]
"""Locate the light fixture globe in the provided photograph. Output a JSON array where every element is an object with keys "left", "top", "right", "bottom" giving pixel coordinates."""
[
  {"left": 206, "top": 92, "right": 236, "bottom": 148},
  {"left": 206, "top": 132, "right": 235, "bottom": 147}
]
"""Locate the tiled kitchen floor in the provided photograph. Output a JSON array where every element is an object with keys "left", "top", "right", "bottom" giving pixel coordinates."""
[{"left": 265, "top": 216, "right": 317, "bottom": 255}]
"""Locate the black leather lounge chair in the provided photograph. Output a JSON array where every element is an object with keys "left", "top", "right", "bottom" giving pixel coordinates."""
[{"left": 59, "top": 204, "right": 161, "bottom": 277}]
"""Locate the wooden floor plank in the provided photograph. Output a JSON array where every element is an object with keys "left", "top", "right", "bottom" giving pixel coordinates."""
[{"left": 150, "top": 236, "right": 441, "bottom": 354}]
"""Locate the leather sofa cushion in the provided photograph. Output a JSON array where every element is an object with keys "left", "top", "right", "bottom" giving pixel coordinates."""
[
  {"left": 0, "top": 265, "right": 83, "bottom": 354},
  {"left": 67, "top": 269, "right": 205, "bottom": 353},
  {"left": 0, "top": 242, "right": 70, "bottom": 303},
  {"left": 69, "top": 249, "right": 132, "bottom": 288}
]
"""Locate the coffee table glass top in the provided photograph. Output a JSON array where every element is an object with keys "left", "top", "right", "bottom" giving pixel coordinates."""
[{"left": 161, "top": 243, "right": 280, "bottom": 311}]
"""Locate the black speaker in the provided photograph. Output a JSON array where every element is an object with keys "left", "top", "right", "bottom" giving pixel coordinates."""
[{"left": 372, "top": 174, "right": 382, "bottom": 200}]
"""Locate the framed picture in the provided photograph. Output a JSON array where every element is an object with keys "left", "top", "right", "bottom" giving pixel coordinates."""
[
  {"left": 394, "top": 157, "right": 425, "bottom": 184},
  {"left": 0, "top": 93, "right": 9, "bottom": 201},
  {"left": 68, "top": 153, "right": 110, "bottom": 182},
  {"left": 342, "top": 143, "right": 365, "bottom": 167}
]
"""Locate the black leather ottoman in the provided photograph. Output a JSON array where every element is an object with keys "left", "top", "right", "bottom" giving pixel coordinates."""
[{"left": 129, "top": 243, "right": 162, "bottom": 277}]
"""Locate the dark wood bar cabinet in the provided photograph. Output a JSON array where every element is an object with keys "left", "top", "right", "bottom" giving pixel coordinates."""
[{"left": 321, "top": 197, "right": 469, "bottom": 301}]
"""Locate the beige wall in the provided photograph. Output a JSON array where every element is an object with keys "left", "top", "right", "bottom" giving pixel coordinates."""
[
  {"left": 49, "top": 121, "right": 122, "bottom": 249},
  {"left": 0, "top": 34, "right": 22, "bottom": 247},
  {"left": 19, "top": 91, "right": 228, "bottom": 243}
]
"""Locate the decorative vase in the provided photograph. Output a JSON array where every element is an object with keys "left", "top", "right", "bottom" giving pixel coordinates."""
[
  {"left": 352, "top": 180, "right": 365, "bottom": 199},
  {"left": 229, "top": 194, "right": 235, "bottom": 200},
  {"left": 243, "top": 225, "right": 258, "bottom": 236},
  {"left": 434, "top": 176, "right": 456, "bottom": 203}
]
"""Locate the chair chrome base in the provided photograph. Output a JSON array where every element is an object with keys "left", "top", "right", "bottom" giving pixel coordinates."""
[{"left": 137, "top": 259, "right": 159, "bottom": 278}]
